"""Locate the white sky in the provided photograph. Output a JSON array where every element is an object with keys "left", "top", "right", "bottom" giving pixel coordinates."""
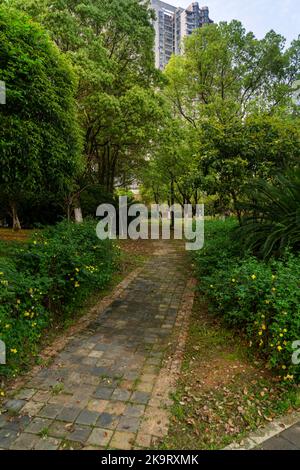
[{"left": 172, "top": 0, "right": 299, "bottom": 46}]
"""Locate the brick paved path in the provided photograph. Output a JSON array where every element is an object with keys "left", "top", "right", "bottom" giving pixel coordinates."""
[
  {"left": 256, "top": 425, "right": 300, "bottom": 450},
  {"left": 0, "top": 241, "right": 192, "bottom": 450}
]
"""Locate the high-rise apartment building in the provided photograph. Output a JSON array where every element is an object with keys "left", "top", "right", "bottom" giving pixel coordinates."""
[{"left": 151, "top": 1, "right": 213, "bottom": 70}]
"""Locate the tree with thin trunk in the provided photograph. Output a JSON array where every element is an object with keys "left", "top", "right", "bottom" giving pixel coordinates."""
[
  {"left": 14, "top": 0, "right": 162, "bottom": 197},
  {"left": 163, "top": 21, "right": 300, "bottom": 220}
]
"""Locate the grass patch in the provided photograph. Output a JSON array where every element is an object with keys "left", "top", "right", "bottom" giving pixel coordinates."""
[
  {"left": 38, "top": 427, "right": 50, "bottom": 438},
  {"left": 157, "top": 295, "right": 300, "bottom": 450},
  {"left": 0, "top": 229, "right": 35, "bottom": 243},
  {"left": 51, "top": 383, "right": 65, "bottom": 395}
]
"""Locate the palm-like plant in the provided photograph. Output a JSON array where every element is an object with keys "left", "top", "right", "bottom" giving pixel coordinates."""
[{"left": 236, "top": 168, "right": 300, "bottom": 259}]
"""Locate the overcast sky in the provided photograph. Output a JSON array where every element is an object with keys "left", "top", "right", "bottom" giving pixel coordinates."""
[{"left": 173, "top": 0, "right": 299, "bottom": 46}]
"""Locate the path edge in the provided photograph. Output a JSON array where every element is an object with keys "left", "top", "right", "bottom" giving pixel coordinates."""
[
  {"left": 1, "top": 266, "right": 144, "bottom": 397},
  {"left": 136, "top": 277, "right": 197, "bottom": 448},
  {"left": 224, "top": 410, "right": 300, "bottom": 450}
]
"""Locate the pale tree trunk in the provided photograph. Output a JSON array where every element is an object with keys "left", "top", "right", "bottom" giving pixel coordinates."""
[
  {"left": 10, "top": 201, "right": 21, "bottom": 231},
  {"left": 74, "top": 206, "right": 83, "bottom": 223},
  {"left": 69, "top": 192, "right": 83, "bottom": 223}
]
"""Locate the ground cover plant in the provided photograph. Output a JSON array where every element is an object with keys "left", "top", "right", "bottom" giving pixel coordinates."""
[
  {"left": 157, "top": 296, "right": 300, "bottom": 450},
  {"left": 0, "top": 220, "right": 118, "bottom": 377},
  {"left": 193, "top": 219, "right": 300, "bottom": 383}
]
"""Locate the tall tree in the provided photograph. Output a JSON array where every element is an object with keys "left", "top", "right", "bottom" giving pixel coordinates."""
[
  {"left": 165, "top": 21, "right": 300, "bottom": 122},
  {"left": 13, "top": 0, "right": 163, "bottom": 198},
  {"left": 0, "top": 5, "right": 83, "bottom": 229},
  {"left": 163, "top": 21, "right": 300, "bottom": 218}
]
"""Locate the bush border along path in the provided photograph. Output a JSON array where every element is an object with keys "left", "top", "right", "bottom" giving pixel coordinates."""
[
  {"left": 0, "top": 240, "right": 197, "bottom": 450},
  {"left": 0, "top": 221, "right": 117, "bottom": 378},
  {"left": 1, "top": 264, "right": 144, "bottom": 400}
]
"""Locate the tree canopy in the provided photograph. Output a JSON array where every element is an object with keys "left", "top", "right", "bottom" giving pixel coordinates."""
[
  {"left": 12, "top": 0, "right": 163, "bottom": 195},
  {"left": 140, "top": 21, "right": 300, "bottom": 218},
  {"left": 0, "top": 3, "right": 299, "bottom": 227},
  {"left": 0, "top": 4, "right": 82, "bottom": 228}
]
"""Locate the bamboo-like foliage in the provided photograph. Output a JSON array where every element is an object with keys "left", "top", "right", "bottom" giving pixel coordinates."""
[{"left": 237, "top": 169, "right": 300, "bottom": 259}]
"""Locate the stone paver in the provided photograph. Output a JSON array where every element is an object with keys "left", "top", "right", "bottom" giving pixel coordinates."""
[
  {"left": 0, "top": 240, "right": 194, "bottom": 450},
  {"left": 256, "top": 422, "right": 300, "bottom": 450},
  {"left": 225, "top": 411, "right": 300, "bottom": 450}
]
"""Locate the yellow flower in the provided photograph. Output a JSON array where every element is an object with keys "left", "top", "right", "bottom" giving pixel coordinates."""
[
  {"left": 24, "top": 311, "right": 30, "bottom": 317},
  {"left": 282, "top": 365, "right": 287, "bottom": 370},
  {"left": 10, "top": 348, "right": 17, "bottom": 354},
  {"left": 0, "top": 391, "right": 5, "bottom": 396},
  {"left": 210, "top": 285, "right": 214, "bottom": 288},
  {"left": 284, "top": 374, "right": 294, "bottom": 381},
  {"left": 16, "top": 299, "right": 21, "bottom": 304},
  {"left": 262, "top": 324, "right": 266, "bottom": 330},
  {"left": 5, "top": 324, "right": 10, "bottom": 329},
  {"left": 251, "top": 274, "right": 256, "bottom": 280},
  {"left": 272, "top": 275, "right": 276, "bottom": 280},
  {"left": 258, "top": 331, "right": 263, "bottom": 336},
  {"left": 279, "top": 333, "right": 283, "bottom": 337},
  {"left": 283, "top": 329, "right": 287, "bottom": 333},
  {"left": 265, "top": 300, "right": 270, "bottom": 304},
  {"left": 277, "top": 345, "right": 283, "bottom": 352},
  {"left": 32, "top": 322, "right": 37, "bottom": 327},
  {"left": 33, "top": 240, "right": 37, "bottom": 245},
  {"left": 74, "top": 281, "right": 80, "bottom": 288},
  {"left": 259, "top": 339, "right": 264, "bottom": 347},
  {"left": 272, "top": 287, "right": 276, "bottom": 292},
  {"left": 231, "top": 278, "right": 236, "bottom": 283},
  {"left": 75, "top": 268, "right": 80, "bottom": 272}
]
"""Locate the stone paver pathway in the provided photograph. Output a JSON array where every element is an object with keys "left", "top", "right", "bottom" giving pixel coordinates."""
[
  {"left": 0, "top": 241, "right": 193, "bottom": 450},
  {"left": 256, "top": 424, "right": 300, "bottom": 450}
]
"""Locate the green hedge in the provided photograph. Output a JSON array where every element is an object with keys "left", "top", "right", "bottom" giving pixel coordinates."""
[
  {"left": 194, "top": 219, "right": 300, "bottom": 383},
  {"left": 0, "top": 220, "right": 118, "bottom": 377}
]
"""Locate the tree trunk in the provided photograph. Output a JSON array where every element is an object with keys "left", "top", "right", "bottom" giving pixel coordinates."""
[
  {"left": 231, "top": 191, "right": 242, "bottom": 225},
  {"left": 170, "top": 177, "right": 175, "bottom": 229},
  {"left": 67, "top": 203, "right": 71, "bottom": 222},
  {"left": 74, "top": 206, "right": 83, "bottom": 223},
  {"left": 10, "top": 201, "right": 21, "bottom": 231}
]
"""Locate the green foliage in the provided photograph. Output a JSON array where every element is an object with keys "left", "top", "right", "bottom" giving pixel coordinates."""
[
  {"left": 0, "top": 220, "right": 118, "bottom": 376},
  {"left": 197, "top": 114, "right": 300, "bottom": 219},
  {"left": 13, "top": 0, "right": 163, "bottom": 197},
  {"left": 194, "top": 219, "right": 300, "bottom": 383},
  {"left": 79, "top": 184, "right": 116, "bottom": 218},
  {"left": 140, "top": 116, "right": 197, "bottom": 206},
  {"left": 237, "top": 169, "right": 300, "bottom": 259},
  {"left": 166, "top": 21, "right": 300, "bottom": 118},
  {"left": 158, "top": 21, "right": 300, "bottom": 214},
  {"left": 0, "top": 4, "right": 83, "bottom": 227}
]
